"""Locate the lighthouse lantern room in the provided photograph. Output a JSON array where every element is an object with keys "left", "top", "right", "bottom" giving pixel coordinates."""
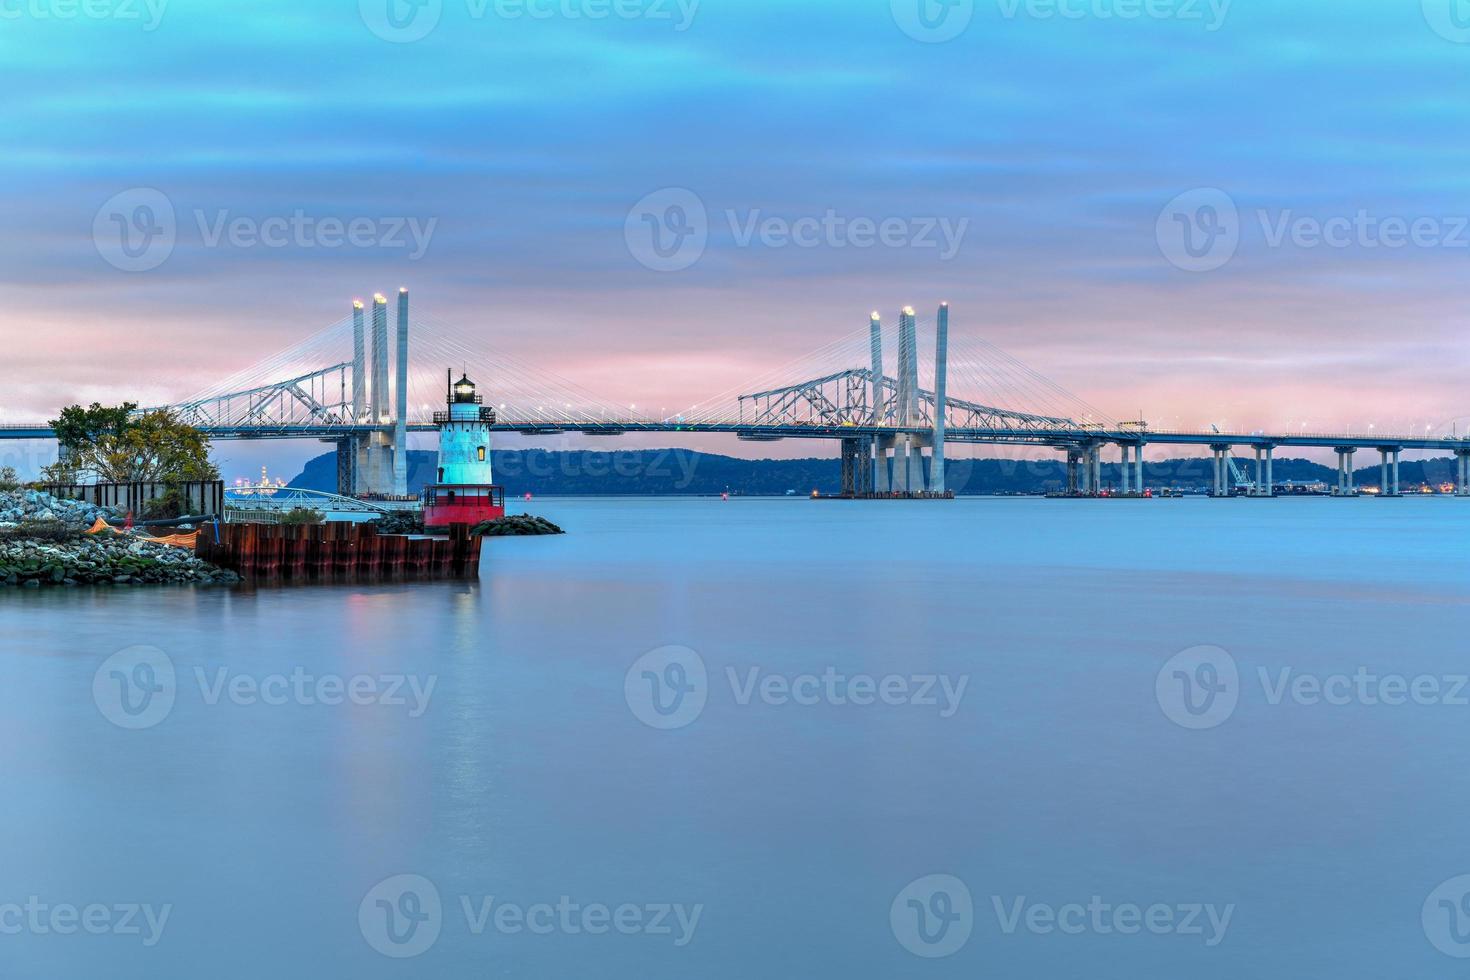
[{"left": 423, "top": 370, "right": 505, "bottom": 528}]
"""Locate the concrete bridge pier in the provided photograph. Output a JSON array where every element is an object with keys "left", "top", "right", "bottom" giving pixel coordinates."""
[
  {"left": 1118, "top": 443, "right": 1131, "bottom": 494},
  {"left": 1088, "top": 444, "right": 1102, "bottom": 495},
  {"left": 1249, "top": 445, "right": 1277, "bottom": 497},
  {"left": 1457, "top": 449, "right": 1470, "bottom": 496},
  {"left": 873, "top": 435, "right": 892, "bottom": 493},
  {"left": 1334, "top": 447, "right": 1358, "bottom": 496},
  {"left": 1133, "top": 442, "right": 1145, "bottom": 493},
  {"left": 1209, "top": 444, "right": 1232, "bottom": 497},
  {"left": 1377, "top": 447, "right": 1403, "bottom": 497},
  {"left": 906, "top": 434, "right": 928, "bottom": 492}
]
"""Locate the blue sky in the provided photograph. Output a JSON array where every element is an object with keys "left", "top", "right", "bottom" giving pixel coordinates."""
[{"left": 3, "top": 0, "right": 1470, "bottom": 477}]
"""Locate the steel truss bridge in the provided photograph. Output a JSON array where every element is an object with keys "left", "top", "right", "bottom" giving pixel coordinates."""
[{"left": 4, "top": 292, "right": 1469, "bottom": 499}]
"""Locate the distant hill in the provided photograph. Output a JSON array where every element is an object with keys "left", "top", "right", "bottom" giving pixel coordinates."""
[{"left": 287, "top": 449, "right": 1467, "bottom": 496}]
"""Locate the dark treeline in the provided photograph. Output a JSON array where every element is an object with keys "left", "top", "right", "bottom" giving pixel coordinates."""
[{"left": 291, "top": 450, "right": 1465, "bottom": 496}]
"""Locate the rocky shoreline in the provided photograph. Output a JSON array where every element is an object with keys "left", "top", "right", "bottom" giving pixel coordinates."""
[{"left": 0, "top": 490, "right": 239, "bottom": 589}]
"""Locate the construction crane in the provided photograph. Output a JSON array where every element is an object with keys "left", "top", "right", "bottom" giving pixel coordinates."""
[{"left": 1210, "top": 425, "right": 1255, "bottom": 493}]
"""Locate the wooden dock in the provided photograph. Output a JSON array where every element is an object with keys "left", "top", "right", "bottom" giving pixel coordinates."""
[{"left": 194, "top": 522, "right": 481, "bottom": 581}]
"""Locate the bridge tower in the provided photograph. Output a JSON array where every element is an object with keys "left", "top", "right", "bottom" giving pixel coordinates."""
[{"left": 335, "top": 289, "right": 410, "bottom": 498}]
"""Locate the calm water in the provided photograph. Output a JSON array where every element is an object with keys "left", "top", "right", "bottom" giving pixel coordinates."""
[{"left": 2, "top": 496, "right": 1468, "bottom": 978}]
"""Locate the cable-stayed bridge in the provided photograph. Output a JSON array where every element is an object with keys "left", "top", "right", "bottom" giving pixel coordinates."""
[{"left": 4, "top": 289, "right": 1470, "bottom": 498}]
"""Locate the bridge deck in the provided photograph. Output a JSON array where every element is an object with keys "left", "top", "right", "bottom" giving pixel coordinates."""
[{"left": 3, "top": 422, "right": 1466, "bottom": 452}]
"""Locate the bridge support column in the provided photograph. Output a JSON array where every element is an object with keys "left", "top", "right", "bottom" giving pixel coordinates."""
[
  {"left": 1134, "top": 443, "right": 1145, "bottom": 494},
  {"left": 1209, "top": 444, "right": 1231, "bottom": 497},
  {"left": 1253, "top": 447, "right": 1264, "bottom": 496},
  {"left": 1393, "top": 449, "right": 1401, "bottom": 496},
  {"left": 1066, "top": 450, "right": 1081, "bottom": 495},
  {"left": 1118, "top": 444, "right": 1131, "bottom": 495},
  {"left": 873, "top": 437, "right": 891, "bottom": 494},
  {"left": 1334, "top": 447, "right": 1357, "bottom": 496},
  {"left": 335, "top": 437, "right": 359, "bottom": 496},
  {"left": 906, "top": 436, "right": 927, "bottom": 493},
  {"left": 1090, "top": 445, "right": 1102, "bottom": 495},
  {"left": 841, "top": 437, "right": 873, "bottom": 497},
  {"left": 1457, "top": 450, "right": 1470, "bottom": 496}
]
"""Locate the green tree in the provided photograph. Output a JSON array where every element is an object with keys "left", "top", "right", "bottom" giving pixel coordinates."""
[{"left": 43, "top": 404, "right": 219, "bottom": 484}]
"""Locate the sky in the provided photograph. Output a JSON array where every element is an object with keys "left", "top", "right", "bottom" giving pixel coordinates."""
[{"left": 3, "top": 0, "right": 1470, "bottom": 479}]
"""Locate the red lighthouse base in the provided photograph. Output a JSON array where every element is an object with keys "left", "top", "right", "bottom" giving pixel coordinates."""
[{"left": 423, "top": 484, "right": 505, "bottom": 529}]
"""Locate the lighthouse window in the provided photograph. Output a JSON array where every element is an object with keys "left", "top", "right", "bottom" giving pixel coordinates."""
[{"left": 477, "top": 447, "right": 486, "bottom": 461}]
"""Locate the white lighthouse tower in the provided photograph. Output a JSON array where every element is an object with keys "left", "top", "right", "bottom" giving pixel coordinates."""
[{"left": 423, "top": 371, "right": 505, "bottom": 527}]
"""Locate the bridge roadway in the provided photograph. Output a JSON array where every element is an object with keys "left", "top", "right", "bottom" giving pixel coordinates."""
[{"left": 2, "top": 420, "right": 1467, "bottom": 452}]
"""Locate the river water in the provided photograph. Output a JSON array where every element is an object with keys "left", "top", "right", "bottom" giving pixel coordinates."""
[{"left": 2, "top": 496, "right": 1468, "bottom": 978}]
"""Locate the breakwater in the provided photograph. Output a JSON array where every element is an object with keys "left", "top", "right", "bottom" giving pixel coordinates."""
[{"left": 194, "top": 522, "right": 482, "bottom": 580}]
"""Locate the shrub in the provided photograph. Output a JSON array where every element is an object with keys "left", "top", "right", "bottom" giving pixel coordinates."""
[{"left": 279, "top": 507, "right": 324, "bottom": 525}]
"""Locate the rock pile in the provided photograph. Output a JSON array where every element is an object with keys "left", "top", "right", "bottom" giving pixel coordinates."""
[
  {"left": 0, "top": 535, "right": 240, "bottom": 588},
  {"left": 471, "top": 514, "right": 565, "bottom": 537},
  {"left": 0, "top": 489, "right": 239, "bottom": 588},
  {"left": 0, "top": 488, "right": 117, "bottom": 528}
]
